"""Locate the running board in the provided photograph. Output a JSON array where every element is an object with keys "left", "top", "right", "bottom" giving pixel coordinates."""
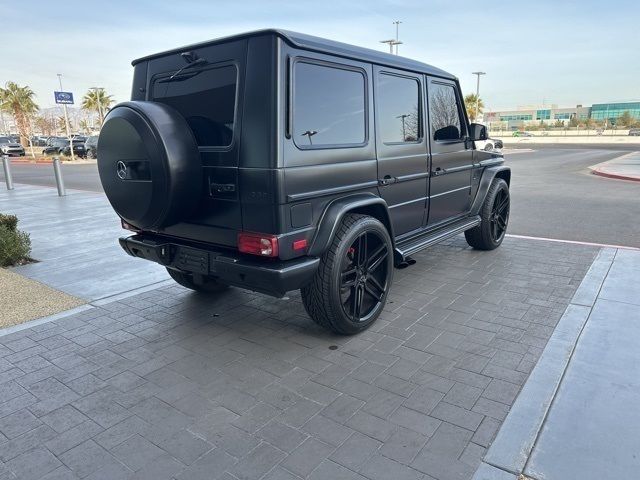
[{"left": 395, "top": 216, "right": 481, "bottom": 259}]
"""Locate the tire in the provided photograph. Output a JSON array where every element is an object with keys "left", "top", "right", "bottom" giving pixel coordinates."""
[
  {"left": 484, "top": 143, "right": 494, "bottom": 151},
  {"left": 166, "top": 268, "right": 229, "bottom": 293},
  {"left": 86, "top": 149, "right": 95, "bottom": 159},
  {"left": 465, "top": 178, "right": 510, "bottom": 250},
  {"left": 301, "top": 214, "right": 394, "bottom": 335}
]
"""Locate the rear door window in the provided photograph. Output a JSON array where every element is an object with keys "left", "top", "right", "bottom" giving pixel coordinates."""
[
  {"left": 376, "top": 73, "right": 421, "bottom": 143},
  {"left": 292, "top": 61, "right": 366, "bottom": 148},
  {"left": 152, "top": 64, "right": 237, "bottom": 148}
]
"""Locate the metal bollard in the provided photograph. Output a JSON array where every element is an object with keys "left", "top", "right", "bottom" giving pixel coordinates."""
[
  {"left": 2, "top": 155, "right": 14, "bottom": 190},
  {"left": 53, "top": 156, "right": 66, "bottom": 196}
]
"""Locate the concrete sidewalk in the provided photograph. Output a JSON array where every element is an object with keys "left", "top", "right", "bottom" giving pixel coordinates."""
[
  {"left": 589, "top": 151, "right": 640, "bottom": 181},
  {"left": 474, "top": 247, "right": 640, "bottom": 480},
  {"left": 0, "top": 184, "right": 169, "bottom": 301}
]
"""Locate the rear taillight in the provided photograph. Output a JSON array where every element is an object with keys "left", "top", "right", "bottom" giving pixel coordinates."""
[{"left": 238, "top": 232, "right": 279, "bottom": 257}]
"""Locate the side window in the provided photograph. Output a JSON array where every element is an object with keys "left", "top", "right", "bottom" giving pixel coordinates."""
[
  {"left": 429, "top": 83, "right": 463, "bottom": 141},
  {"left": 293, "top": 61, "right": 366, "bottom": 148},
  {"left": 377, "top": 73, "right": 421, "bottom": 143}
]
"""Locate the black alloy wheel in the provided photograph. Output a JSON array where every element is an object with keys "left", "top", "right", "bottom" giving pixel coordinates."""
[
  {"left": 301, "top": 214, "right": 394, "bottom": 335},
  {"left": 465, "top": 177, "right": 510, "bottom": 250},
  {"left": 339, "top": 230, "right": 390, "bottom": 323},
  {"left": 490, "top": 187, "right": 509, "bottom": 243}
]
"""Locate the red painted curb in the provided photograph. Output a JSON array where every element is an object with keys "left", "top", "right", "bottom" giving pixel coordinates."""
[
  {"left": 591, "top": 169, "right": 640, "bottom": 182},
  {"left": 9, "top": 159, "right": 53, "bottom": 164}
]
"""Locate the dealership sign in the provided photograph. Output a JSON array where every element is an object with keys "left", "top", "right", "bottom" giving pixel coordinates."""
[{"left": 54, "top": 91, "right": 74, "bottom": 105}]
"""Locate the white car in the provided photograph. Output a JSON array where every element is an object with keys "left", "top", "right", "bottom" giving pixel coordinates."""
[
  {"left": 0, "top": 136, "right": 25, "bottom": 156},
  {"left": 474, "top": 137, "right": 503, "bottom": 151}
]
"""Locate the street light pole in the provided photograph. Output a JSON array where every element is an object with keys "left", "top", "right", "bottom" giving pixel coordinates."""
[
  {"left": 393, "top": 20, "right": 402, "bottom": 55},
  {"left": 471, "top": 72, "right": 486, "bottom": 123},
  {"left": 57, "top": 73, "right": 75, "bottom": 161},
  {"left": 380, "top": 20, "right": 403, "bottom": 55}
]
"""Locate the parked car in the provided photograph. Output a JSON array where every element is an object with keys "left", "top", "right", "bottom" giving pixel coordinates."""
[
  {"left": 475, "top": 137, "right": 503, "bottom": 151},
  {"left": 97, "top": 29, "right": 511, "bottom": 334},
  {"left": 629, "top": 128, "right": 640, "bottom": 136},
  {"left": 0, "top": 136, "right": 25, "bottom": 156},
  {"left": 42, "top": 138, "right": 69, "bottom": 155},
  {"left": 60, "top": 139, "right": 87, "bottom": 158},
  {"left": 30, "top": 136, "right": 48, "bottom": 147},
  {"left": 512, "top": 131, "right": 533, "bottom": 137},
  {"left": 84, "top": 135, "right": 98, "bottom": 158}
]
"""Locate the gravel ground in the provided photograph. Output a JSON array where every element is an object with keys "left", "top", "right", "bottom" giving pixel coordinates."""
[{"left": 0, "top": 267, "right": 85, "bottom": 328}]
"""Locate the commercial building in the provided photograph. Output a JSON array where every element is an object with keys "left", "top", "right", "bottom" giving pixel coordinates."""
[{"left": 484, "top": 101, "right": 640, "bottom": 130}]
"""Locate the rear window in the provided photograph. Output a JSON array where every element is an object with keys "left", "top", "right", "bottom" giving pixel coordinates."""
[
  {"left": 152, "top": 64, "right": 237, "bottom": 148},
  {"left": 292, "top": 61, "right": 366, "bottom": 148}
]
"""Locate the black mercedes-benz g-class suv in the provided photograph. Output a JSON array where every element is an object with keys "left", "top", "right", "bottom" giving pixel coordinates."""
[{"left": 98, "top": 29, "right": 510, "bottom": 334}]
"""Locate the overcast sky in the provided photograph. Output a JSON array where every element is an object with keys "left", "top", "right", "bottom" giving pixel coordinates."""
[{"left": 4, "top": 0, "right": 639, "bottom": 111}]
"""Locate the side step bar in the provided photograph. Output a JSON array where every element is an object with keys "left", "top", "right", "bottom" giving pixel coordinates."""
[{"left": 395, "top": 216, "right": 481, "bottom": 259}]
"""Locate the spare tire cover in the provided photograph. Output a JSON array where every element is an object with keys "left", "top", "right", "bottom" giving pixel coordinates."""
[{"left": 97, "top": 101, "right": 201, "bottom": 230}]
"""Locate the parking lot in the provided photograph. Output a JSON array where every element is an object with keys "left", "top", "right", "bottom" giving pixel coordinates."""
[{"left": 0, "top": 234, "right": 597, "bottom": 480}]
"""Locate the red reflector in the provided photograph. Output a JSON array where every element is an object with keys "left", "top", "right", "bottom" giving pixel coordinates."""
[
  {"left": 238, "top": 233, "right": 279, "bottom": 257},
  {"left": 292, "top": 239, "right": 308, "bottom": 251},
  {"left": 121, "top": 219, "right": 139, "bottom": 232}
]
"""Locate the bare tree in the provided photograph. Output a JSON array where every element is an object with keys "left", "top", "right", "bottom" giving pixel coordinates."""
[{"left": 430, "top": 87, "right": 460, "bottom": 138}]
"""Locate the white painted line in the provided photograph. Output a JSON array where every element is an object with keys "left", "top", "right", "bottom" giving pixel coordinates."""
[
  {"left": 502, "top": 148, "right": 535, "bottom": 154},
  {"left": 506, "top": 234, "right": 640, "bottom": 251}
]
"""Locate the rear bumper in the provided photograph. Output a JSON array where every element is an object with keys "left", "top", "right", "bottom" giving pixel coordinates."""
[{"left": 119, "top": 234, "right": 319, "bottom": 297}]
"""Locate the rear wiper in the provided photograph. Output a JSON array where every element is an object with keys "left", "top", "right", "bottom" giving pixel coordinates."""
[{"left": 167, "top": 58, "right": 207, "bottom": 81}]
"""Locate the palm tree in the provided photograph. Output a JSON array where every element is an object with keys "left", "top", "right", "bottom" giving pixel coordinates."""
[
  {"left": 0, "top": 82, "right": 39, "bottom": 146},
  {"left": 464, "top": 93, "right": 484, "bottom": 122},
  {"left": 81, "top": 88, "right": 114, "bottom": 127}
]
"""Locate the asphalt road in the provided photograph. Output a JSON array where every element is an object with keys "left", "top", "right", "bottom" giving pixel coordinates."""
[
  {"left": 2, "top": 146, "right": 639, "bottom": 247},
  {"left": 506, "top": 148, "right": 639, "bottom": 248},
  {"left": 1, "top": 162, "right": 104, "bottom": 192}
]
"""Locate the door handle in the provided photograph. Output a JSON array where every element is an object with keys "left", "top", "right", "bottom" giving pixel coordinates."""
[
  {"left": 433, "top": 167, "right": 447, "bottom": 176},
  {"left": 378, "top": 175, "right": 398, "bottom": 186}
]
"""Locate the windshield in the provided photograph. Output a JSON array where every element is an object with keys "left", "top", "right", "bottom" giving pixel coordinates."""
[{"left": 0, "top": 137, "right": 11, "bottom": 144}]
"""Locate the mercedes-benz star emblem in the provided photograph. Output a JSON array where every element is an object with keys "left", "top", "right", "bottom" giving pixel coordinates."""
[{"left": 116, "top": 161, "right": 127, "bottom": 180}]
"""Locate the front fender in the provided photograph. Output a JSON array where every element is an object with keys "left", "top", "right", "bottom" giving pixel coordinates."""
[
  {"left": 470, "top": 165, "right": 511, "bottom": 216},
  {"left": 308, "top": 193, "right": 392, "bottom": 257}
]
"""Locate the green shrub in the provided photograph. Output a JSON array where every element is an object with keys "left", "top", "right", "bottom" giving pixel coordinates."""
[
  {"left": 0, "top": 215, "right": 31, "bottom": 267},
  {"left": 0, "top": 214, "right": 18, "bottom": 231}
]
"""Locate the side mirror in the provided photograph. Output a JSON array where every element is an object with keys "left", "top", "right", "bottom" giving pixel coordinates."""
[{"left": 469, "top": 123, "right": 487, "bottom": 141}]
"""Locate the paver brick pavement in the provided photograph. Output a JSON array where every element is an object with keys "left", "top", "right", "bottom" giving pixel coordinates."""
[{"left": 0, "top": 236, "right": 597, "bottom": 479}]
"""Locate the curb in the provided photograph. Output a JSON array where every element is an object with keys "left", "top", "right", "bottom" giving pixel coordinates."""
[
  {"left": 588, "top": 152, "right": 640, "bottom": 182},
  {"left": 472, "top": 247, "right": 617, "bottom": 480},
  {"left": 590, "top": 168, "right": 640, "bottom": 182},
  {"left": 0, "top": 304, "right": 95, "bottom": 338},
  {"left": 0, "top": 278, "right": 173, "bottom": 338},
  {"left": 9, "top": 159, "right": 97, "bottom": 165}
]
